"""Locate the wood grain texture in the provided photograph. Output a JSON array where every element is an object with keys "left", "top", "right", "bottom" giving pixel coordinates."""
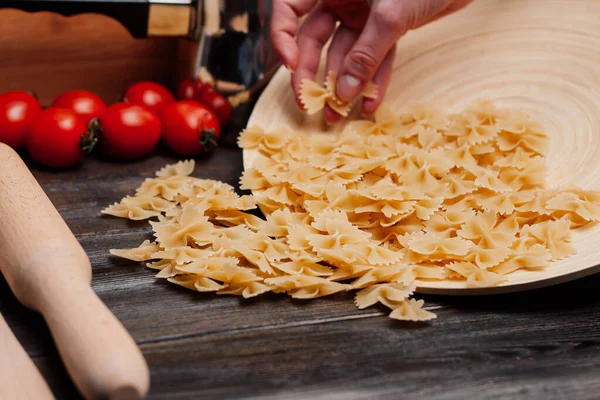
[
  {"left": 0, "top": 9, "right": 178, "bottom": 105},
  {"left": 0, "top": 146, "right": 599, "bottom": 399}
]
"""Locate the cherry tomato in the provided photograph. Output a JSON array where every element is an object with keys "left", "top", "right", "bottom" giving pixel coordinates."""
[
  {"left": 194, "top": 79, "right": 207, "bottom": 96},
  {"left": 177, "top": 79, "right": 197, "bottom": 101},
  {"left": 27, "top": 108, "right": 92, "bottom": 168},
  {"left": 200, "top": 91, "right": 232, "bottom": 126},
  {"left": 123, "top": 82, "right": 175, "bottom": 115},
  {"left": 51, "top": 90, "right": 107, "bottom": 126},
  {"left": 196, "top": 84, "right": 217, "bottom": 104},
  {"left": 102, "top": 102, "right": 131, "bottom": 114},
  {"left": 0, "top": 91, "right": 42, "bottom": 150},
  {"left": 96, "top": 103, "right": 161, "bottom": 160},
  {"left": 161, "top": 101, "right": 220, "bottom": 156}
]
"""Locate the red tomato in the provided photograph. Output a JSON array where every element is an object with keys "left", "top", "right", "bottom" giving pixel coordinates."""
[
  {"left": 51, "top": 90, "right": 107, "bottom": 126},
  {"left": 123, "top": 82, "right": 175, "bottom": 115},
  {"left": 102, "top": 102, "right": 131, "bottom": 114},
  {"left": 27, "top": 108, "right": 91, "bottom": 168},
  {"left": 97, "top": 103, "right": 161, "bottom": 160},
  {"left": 0, "top": 91, "right": 42, "bottom": 150},
  {"left": 161, "top": 101, "right": 220, "bottom": 156},
  {"left": 196, "top": 84, "right": 217, "bottom": 104},
  {"left": 201, "top": 91, "right": 232, "bottom": 126},
  {"left": 194, "top": 79, "right": 208, "bottom": 96},
  {"left": 177, "top": 79, "right": 197, "bottom": 101}
]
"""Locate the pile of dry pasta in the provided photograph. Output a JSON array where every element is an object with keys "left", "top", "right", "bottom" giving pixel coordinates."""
[{"left": 104, "top": 100, "right": 600, "bottom": 322}]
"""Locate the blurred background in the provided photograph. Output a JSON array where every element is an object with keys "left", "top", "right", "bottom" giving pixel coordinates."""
[
  {"left": 0, "top": 7, "right": 178, "bottom": 106},
  {"left": 0, "top": 0, "right": 279, "bottom": 142}
]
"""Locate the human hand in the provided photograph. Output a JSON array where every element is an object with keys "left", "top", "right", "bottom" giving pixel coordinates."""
[{"left": 271, "top": 0, "right": 473, "bottom": 123}]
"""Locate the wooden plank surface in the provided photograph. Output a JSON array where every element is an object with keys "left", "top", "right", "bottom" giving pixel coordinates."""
[{"left": 1, "top": 146, "right": 600, "bottom": 400}]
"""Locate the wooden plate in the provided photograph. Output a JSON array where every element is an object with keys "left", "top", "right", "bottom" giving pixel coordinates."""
[{"left": 243, "top": 0, "right": 600, "bottom": 295}]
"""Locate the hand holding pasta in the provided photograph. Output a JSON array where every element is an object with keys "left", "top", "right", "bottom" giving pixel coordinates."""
[
  {"left": 271, "top": 0, "right": 474, "bottom": 122},
  {"left": 300, "top": 71, "right": 378, "bottom": 117},
  {"left": 104, "top": 100, "right": 600, "bottom": 323}
]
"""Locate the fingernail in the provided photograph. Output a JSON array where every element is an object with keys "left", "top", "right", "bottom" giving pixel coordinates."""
[
  {"left": 344, "top": 75, "right": 361, "bottom": 87},
  {"left": 338, "top": 75, "right": 362, "bottom": 102}
]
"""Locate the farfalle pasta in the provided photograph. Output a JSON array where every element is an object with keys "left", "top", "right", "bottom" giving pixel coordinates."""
[
  {"left": 388, "top": 298, "right": 437, "bottom": 322},
  {"left": 110, "top": 240, "right": 161, "bottom": 262},
  {"left": 354, "top": 282, "right": 416, "bottom": 309},
  {"left": 155, "top": 160, "right": 195, "bottom": 177},
  {"left": 299, "top": 71, "right": 378, "bottom": 117},
  {"left": 105, "top": 99, "right": 600, "bottom": 324}
]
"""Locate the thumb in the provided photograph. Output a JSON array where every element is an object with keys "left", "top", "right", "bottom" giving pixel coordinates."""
[{"left": 336, "top": 0, "right": 454, "bottom": 102}]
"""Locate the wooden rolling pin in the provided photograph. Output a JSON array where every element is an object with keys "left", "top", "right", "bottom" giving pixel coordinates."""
[
  {"left": 0, "top": 313, "right": 56, "bottom": 399},
  {"left": 0, "top": 143, "right": 150, "bottom": 400}
]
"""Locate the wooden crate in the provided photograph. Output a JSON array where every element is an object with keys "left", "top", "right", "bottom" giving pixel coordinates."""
[{"left": 0, "top": 9, "right": 190, "bottom": 106}]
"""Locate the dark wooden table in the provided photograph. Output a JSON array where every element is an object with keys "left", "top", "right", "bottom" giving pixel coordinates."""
[{"left": 2, "top": 147, "right": 600, "bottom": 400}]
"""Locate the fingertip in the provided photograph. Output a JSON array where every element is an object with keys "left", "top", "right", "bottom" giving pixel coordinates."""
[
  {"left": 336, "top": 74, "right": 363, "bottom": 103},
  {"left": 285, "top": 63, "right": 296, "bottom": 73},
  {"left": 325, "top": 105, "right": 343, "bottom": 125},
  {"left": 281, "top": 45, "right": 300, "bottom": 72},
  {"left": 287, "top": 45, "right": 302, "bottom": 71},
  {"left": 361, "top": 97, "right": 380, "bottom": 116}
]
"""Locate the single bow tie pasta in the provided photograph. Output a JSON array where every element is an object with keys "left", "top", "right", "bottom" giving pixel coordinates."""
[{"left": 299, "top": 71, "right": 378, "bottom": 117}]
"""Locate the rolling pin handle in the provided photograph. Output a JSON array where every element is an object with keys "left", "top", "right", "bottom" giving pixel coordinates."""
[{"left": 0, "top": 143, "right": 150, "bottom": 400}]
